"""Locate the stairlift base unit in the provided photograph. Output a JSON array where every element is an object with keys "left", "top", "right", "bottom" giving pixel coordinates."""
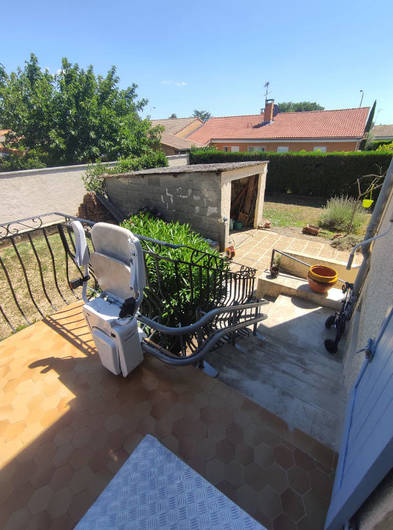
[
  {"left": 83, "top": 297, "right": 143, "bottom": 377},
  {"left": 70, "top": 221, "right": 146, "bottom": 377}
]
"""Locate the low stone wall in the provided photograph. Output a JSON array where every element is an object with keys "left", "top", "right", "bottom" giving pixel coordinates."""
[{"left": 105, "top": 170, "right": 223, "bottom": 244}]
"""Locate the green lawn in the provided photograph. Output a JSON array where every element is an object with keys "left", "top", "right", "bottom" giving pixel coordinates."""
[
  {"left": 264, "top": 194, "right": 370, "bottom": 239},
  {"left": 0, "top": 230, "right": 85, "bottom": 340}
]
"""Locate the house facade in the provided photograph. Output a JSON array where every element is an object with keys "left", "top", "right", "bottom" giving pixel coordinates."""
[{"left": 186, "top": 100, "right": 371, "bottom": 153}]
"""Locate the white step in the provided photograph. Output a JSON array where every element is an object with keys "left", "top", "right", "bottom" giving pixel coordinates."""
[{"left": 257, "top": 271, "right": 345, "bottom": 311}]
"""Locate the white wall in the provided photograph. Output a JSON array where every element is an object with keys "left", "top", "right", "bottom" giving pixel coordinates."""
[{"left": 0, "top": 157, "right": 184, "bottom": 224}]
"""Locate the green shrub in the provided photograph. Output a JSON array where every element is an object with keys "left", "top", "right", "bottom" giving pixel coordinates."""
[
  {"left": 376, "top": 141, "right": 393, "bottom": 153},
  {"left": 189, "top": 149, "right": 392, "bottom": 200},
  {"left": 365, "top": 140, "right": 393, "bottom": 151},
  {"left": 83, "top": 151, "right": 168, "bottom": 193},
  {"left": 83, "top": 161, "right": 108, "bottom": 193},
  {"left": 121, "top": 212, "right": 228, "bottom": 328},
  {"left": 0, "top": 151, "right": 47, "bottom": 172},
  {"left": 318, "top": 196, "right": 367, "bottom": 234}
]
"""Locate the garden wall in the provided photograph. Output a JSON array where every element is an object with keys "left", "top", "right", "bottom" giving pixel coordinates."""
[
  {"left": 190, "top": 150, "right": 392, "bottom": 200},
  {"left": 0, "top": 156, "right": 187, "bottom": 224}
]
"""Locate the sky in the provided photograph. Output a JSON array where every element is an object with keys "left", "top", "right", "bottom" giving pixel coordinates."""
[{"left": 2, "top": 0, "right": 392, "bottom": 123}]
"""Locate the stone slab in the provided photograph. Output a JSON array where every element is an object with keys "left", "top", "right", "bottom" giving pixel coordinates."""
[{"left": 256, "top": 272, "right": 345, "bottom": 310}]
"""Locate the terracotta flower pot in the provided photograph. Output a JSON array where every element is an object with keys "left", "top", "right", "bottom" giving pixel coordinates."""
[{"left": 307, "top": 265, "right": 338, "bottom": 294}]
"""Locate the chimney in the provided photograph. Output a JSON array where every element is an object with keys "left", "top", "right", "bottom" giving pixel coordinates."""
[{"left": 264, "top": 99, "right": 274, "bottom": 123}]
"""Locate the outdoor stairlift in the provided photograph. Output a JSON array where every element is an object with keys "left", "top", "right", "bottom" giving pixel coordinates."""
[
  {"left": 70, "top": 221, "right": 268, "bottom": 377},
  {"left": 71, "top": 221, "right": 146, "bottom": 377}
]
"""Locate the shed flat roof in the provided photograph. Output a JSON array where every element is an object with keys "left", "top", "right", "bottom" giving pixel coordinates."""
[{"left": 103, "top": 161, "right": 268, "bottom": 178}]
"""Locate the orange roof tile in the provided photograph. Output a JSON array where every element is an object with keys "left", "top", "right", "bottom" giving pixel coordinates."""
[{"left": 187, "top": 107, "right": 370, "bottom": 144}]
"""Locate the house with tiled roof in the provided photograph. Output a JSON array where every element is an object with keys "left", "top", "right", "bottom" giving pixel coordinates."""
[
  {"left": 150, "top": 117, "right": 204, "bottom": 155},
  {"left": 186, "top": 100, "right": 371, "bottom": 153},
  {"left": 370, "top": 124, "right": 393, "bottom": 142}
]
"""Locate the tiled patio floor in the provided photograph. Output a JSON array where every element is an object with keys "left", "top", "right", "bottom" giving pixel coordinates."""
[
  {"left": 0, "top": 302, "right": 337, "bottom": 530},
  {"left": 230, "top": 229, "right": 356, "bottom": 272}
]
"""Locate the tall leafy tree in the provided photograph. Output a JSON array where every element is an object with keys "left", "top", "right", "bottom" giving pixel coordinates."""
[
  {"left": 277, "top": 101, "right": 324, "bottom": 112},
  {"left": 0, "top": 54, "right": 162, "bottom": 167},
  {"left": 193, "top": 109, "right": 211, "bottom": 122}
]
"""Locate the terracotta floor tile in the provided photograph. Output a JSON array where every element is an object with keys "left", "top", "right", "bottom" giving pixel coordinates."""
[
  {"left": 273, "top": 513, "right": 298, "bottom": 530},
  {"left": 257, "top": 485, "right": 283, "bottom": 521},
  {"left": 27, "top": 484, "right": 52, "bottom": 515},
  {"left": 288, "top": 466, "right": 311, "bottom": 495},
  {"left": 0, "top": 302, "right": 335, "bottom": 528},
  {"left": 244, "top": 462, "right": 268, "bottom": 491},
  {"left": 274, "top": 445, "right": 295, "bottom": 470},
  {"left": 49, "top": 464, "right": 74, "bottom": 492},
  {"left": 216, "top": 479, "right": 238, "bottom": 502},
  {"left": 216, "top": 438, "right": 236, "bottom": 464},
  {"left": 281, "top": 488, "right": 306, "bottom": 523},
  {"left": 47, "top": 486, "right": 72, "bottom": 518},
  {"left": 265, "top": 462, "right": 289, "bottom": 495},
  {"left": 4, "top": 507, "right": 30, "bottom": 530}
]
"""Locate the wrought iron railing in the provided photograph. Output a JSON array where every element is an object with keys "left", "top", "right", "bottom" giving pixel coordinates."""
[
  {"left": 0, "top": 213, "right": 257, "bottom": 343},
  {"left": 0, "top": 213, "right": 95, "bottom": 338}
]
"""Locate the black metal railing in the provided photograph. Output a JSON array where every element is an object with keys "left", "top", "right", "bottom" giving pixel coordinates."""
[
  {"left": 0, "top": 213, "right": 95, "bottom": 338},
  {"left": 0, "top": 213, "right": 257, "bottom": 348}
]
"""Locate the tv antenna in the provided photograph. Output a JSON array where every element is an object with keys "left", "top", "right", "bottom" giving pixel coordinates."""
[
  {"left": 264, "top": 81, "right": 270, "bottom": 99},
  {"left": 359, "top": 90, "right": 364, "bottom": 107}
]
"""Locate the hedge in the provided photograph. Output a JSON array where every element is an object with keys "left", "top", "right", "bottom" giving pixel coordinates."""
[
  {"left": 189, "top": 150, "right": 392, "bottom": 199},
  {"left": 365, "top": 140, "right": 393, "bottom": 151}
]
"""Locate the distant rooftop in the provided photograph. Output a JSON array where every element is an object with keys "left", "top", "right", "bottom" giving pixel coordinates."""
[
  {"left": 187, "top": 107, "right": 370, "bottom": 144},
  {"left": 151, "top": 117, "right": 202, "bottom": 136},
  {"left": 371, "top": 124, "right": 393, "bottom": 139}
]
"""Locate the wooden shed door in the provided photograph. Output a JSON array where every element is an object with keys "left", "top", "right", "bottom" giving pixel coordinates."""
[{"left": 325, "top": 306, "right": 393, "bottom": 529}]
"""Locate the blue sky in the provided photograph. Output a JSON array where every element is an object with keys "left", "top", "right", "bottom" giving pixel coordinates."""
[{"left": 3, "top": 0, "right": 392, "bottom": 123}]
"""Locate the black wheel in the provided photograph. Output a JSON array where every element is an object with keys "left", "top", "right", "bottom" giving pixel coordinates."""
[
  {"left": 325, "top": 315, "right": 336, "bottom": 329},
  {"left": 325, "top": 339, "right": 338, "bottom": 354}
]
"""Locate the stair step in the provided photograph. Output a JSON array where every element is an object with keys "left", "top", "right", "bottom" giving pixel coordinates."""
[
  {"left": 257, "top": 271, "right": 344, "bottom": 310},
  {"left": 258, "top": 294, "right": 341, "bottom": 356}
]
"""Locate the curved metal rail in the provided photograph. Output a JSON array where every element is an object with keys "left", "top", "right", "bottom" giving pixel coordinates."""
[{"left": 139, "top": 300, "right": 269, "bottom": 365}]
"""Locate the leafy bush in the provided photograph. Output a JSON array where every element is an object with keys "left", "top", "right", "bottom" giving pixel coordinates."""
[
  {"left": 121, "top": 212, "right": 228, "bottom": 328},
  {"left": 377, "top": 141, "right": 393, "bottom": 153},
  {"left": 365, "top": 140, "right": 393, "bottom": 151},
  {"left": 189, "top": 149, "right": 392, "bottom": 200},
  {"left": 318, "top": 196, "right": 368, "bottom": 234},
  {"left": 0, "top": 151, "right": 46, "bottom": 172},
  {"left": 83, "top": 151, "right": 168, "bottom": 193}
]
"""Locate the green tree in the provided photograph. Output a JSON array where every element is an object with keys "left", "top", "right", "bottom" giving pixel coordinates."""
[
  {"left": 277, "top": 101, "right": 325, "bottom": 112},
  {"left": 193, "top": 109, "right": 211, "bottom": 122},
  {"left": 0, "top": 54, "right": 163, "bottom": 168},
  {"left": 169, "top": 113, "right": 177, "bottom": 119}
]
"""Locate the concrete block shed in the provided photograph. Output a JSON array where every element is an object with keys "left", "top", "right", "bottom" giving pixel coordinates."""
[{"left": 104, "top": 161, "right": 268, "bottom": 250}]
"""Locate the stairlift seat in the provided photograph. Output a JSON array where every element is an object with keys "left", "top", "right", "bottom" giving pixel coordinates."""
[{"left": 71, "top": 221, "right": 146, "bottom": 377}]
